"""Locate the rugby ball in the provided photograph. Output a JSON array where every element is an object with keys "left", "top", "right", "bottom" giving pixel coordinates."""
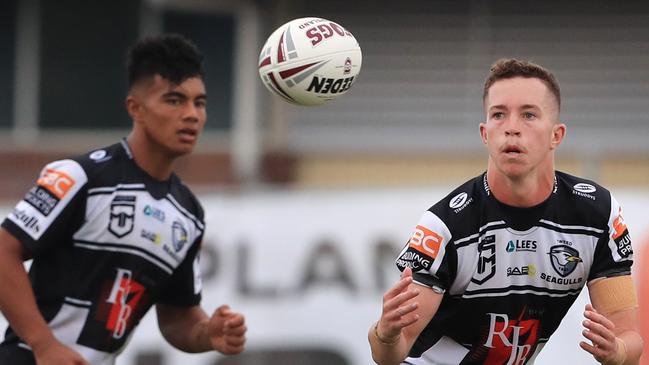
[{"left": 258, "top": 17, "right": 362, "bottom": 106}]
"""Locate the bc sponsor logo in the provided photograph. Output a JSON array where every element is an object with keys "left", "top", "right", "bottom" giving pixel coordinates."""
[
  {"left": 472, "top": 235, "right": 496, "bottom": 284},
  {"left": 548, "top": 245, "right": 582, "bottom": 277},
  {"left": 108, "top": 195, "right": 136, "bottom": 238},
  {"left": 507, "top": 264, "right": 536, "bottom": 277},
  {"left": 407, "top": 225, "right": 443, "bottom": 259},
  {"left": 37, "top": 168, "right": 75, "bottom": 199},
  {"left": 24, "top": 186, "right": 59, "bottom": 216},
  {"left": 396, "top": 250, "right": 433, "bottom": 271},
  {"left": 506, "top": 240, "right": 537, "bottom": 253},
  {"left": 143, "top": 205, "right": 165, "bottom": 223},
  {"left": 172, "top": 221, "right": 188, "bottom": 252}
]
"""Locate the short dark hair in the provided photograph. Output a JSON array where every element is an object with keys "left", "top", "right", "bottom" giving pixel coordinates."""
[
  {"left": 483, "top": 58, "right": 561, "bottom": 110},
  {"left": 127, "top": 33, "right": 204, "bottom": 88}
]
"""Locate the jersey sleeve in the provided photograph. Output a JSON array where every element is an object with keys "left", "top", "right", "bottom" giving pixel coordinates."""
[
  {"left": 157, "top": 236, "right": 203, "bottom": 306},
  {"left": 395, "top": 210, "right": 457, "bottom": 293},
  {"left": 588, "top": 193, "right": 633, "bottom": 280},
  {"left": 1, "top": 159, "right": 88, "bottom": 256}
]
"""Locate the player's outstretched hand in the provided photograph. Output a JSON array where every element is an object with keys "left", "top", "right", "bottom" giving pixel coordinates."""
[
  {"left": 207, "top": 304, "right": 247, "bottom": 355},
  {"left": 579, "top": 303, "right": 625, "bottom": 365},
  {"left": 33, "top": 338, "right": 90, "bottom": 365},
  {"left": 376, "top": 267, "right": 421, "bottom": 342}
]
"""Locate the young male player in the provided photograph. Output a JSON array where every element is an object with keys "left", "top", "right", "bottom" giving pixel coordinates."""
[
  {"left": 0, "top": 34, "right": 246, "bottom": 364},
  {"left": 369, "top": 59, "right": 642, "bottom": 365}
]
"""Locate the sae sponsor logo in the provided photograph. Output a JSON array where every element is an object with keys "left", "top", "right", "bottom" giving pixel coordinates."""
[
  {"left": 37, "top": 168, "right": 75, "bottom": 199},
  {"left": 507, "top": 264, "right": 536, "bottom": 277}
]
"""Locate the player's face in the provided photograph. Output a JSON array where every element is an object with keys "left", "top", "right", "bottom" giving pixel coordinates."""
[
  {"left": 480, "top": 77, "right": 565, "bottom": 179},
  {"left": 135, "top": 75, "right": 207, "bottom": 157}
]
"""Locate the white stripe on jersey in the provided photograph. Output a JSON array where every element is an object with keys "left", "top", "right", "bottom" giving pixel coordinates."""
[
  {"left": 74, "top": 242, "right": 173, "bottom": 274},
  {"left": 88, "top": 184, "right": 146, "bottom": 195},
  {"left": 454, "top": 220, "right": 506, "bottom": 246},
  {"left": 538, "top": 219, "right": 605, "bottom": 234},
  {"left": 461, "top": 288, "right": 582, "bottom": 299},
  {"left": 166, "top": 194, "right": 205, "bottom": 231},
  {"left": 64, "top": 297, "right": 92, "bottom": 307},
  {"left": 403, "top": 336, "right": 469, "bottom": 365}
]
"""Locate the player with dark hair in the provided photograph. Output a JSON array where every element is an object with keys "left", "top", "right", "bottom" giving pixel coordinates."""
[
  {"left": 369, "top": 59, "right": 642, "bottom": 364},
  {"left": 0, "top": 34, "right": 246, "bottom": 364}
]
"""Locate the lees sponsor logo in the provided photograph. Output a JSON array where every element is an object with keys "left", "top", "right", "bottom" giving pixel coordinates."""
[
  {"left": 506, "top": 240, "right": 537, "bottom": 253},
  {"left": 37, "top": 168, "right": 75, "bottom": 199}
]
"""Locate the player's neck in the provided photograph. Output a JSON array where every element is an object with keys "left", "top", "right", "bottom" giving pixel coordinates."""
[
  {"left": 486, "top": 163, "right": 555, "bottom": 208},
  {"left": 126, "top": 134, "right": 175, "bottom": 181}
]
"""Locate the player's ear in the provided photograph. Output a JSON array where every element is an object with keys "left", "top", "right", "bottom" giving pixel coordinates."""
[
  {"left": 479, "top": 122, "right": 488, "bottom": 144},
  {"left": 126, "top": 94, "right": 142, "bottom": 121},
  {"left": 550, "top": 122, "right": 566, "bottom": 150}
]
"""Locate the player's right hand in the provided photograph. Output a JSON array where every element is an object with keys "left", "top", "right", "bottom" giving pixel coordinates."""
[
  {"left": 376, "top": 267, "right": 421, "bottom": 341},
  {"left": 33, "top": 338, "right": 90, "bottom": 365}
]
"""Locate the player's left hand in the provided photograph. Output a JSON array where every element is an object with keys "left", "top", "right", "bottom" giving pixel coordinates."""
[
  {"left": 207, "top": 305, "right": 247, "bottom": 355},
  {"left": 579, "top": 304, "right": 625, "bottom": 365}
]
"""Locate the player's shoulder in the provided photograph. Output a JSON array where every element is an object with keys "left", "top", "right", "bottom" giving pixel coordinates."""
[
  {"left": 169, "top": 174, "right": 205, "bottom": 222},
  {"left": 555, "top": 170, "right": 613, "bottom": 217},
  {"left": 426, "top": 174, "right": 485, "bottom": 228},
  {"left": 430, "top": 174, "right": 483, "bottom": 213}
]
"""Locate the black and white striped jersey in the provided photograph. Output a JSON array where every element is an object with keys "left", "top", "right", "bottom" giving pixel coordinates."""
[
  {"left": 396, "top": 171, "right": 633, "bottom": 365},
  {"left": 1, "top": 140, "right": 204, "bottom": 365}
]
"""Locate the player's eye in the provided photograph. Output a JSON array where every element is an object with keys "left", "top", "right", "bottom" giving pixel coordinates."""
[
  {"left": 491, "top": 112, "right": 505, "bottom": 119},
  {"left": 522, "top": 112, "right": 536, "bottom": 120}
]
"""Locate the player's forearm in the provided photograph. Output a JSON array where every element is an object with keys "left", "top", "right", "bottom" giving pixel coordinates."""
[
  {"left": 158, "top": 305, "right": 212, "bottom": 352},
  {"left": 0, "top": 243, "right": 56, "bottom": 353},
  {"left": 617, "top": 330, "right": 643, "bottom": 365},
  {"left": 368, "top": 325, "right": 410, "bottom": 365}
]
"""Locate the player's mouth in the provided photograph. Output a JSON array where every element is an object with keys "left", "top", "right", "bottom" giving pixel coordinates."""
[
  {"left": 177, "top": 128, "right": 198, "bottom": 143},
  {"left": 502, "top": 144, "right": 524, "bottom": 156}
]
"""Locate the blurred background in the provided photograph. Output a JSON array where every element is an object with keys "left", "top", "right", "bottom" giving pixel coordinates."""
[{"left": 1, "top": 0, "right": 648, "bottom": 364}]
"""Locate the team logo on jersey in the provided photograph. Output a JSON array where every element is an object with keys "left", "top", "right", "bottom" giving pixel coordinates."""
[
  {"left": 89, "top": 149, "right": 111, "bottom": 162},
  {"left": 472, "top": 235, "right": 496, "bottom": 284},
  {"left": 506, "top": 240, "right": 537, "bottom": 253},
  {"left": 572, "top": 183, "right": 596, "bottom": 200},
  {"left": 612, "top": 208, "right": 632, "bottom": 258},
  {"left": 108, "top": 195, "right": 136, "bottom": 238},
  {"left": 449, "top": 192, "right": 473, "bottom": 213},
  {"left": 37, "top": 168, "right": 75, "bottom": 199},
  {"left": 548, "top": 245, "right": 582, "bottom": 277},
  {"left": 172, "top": 220, "right": 188, "bottom": 252}
]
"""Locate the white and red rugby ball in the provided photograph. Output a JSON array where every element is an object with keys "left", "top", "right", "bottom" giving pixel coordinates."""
[{"left": 258, "top": 17, "right": 362, "bottom": 106}]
